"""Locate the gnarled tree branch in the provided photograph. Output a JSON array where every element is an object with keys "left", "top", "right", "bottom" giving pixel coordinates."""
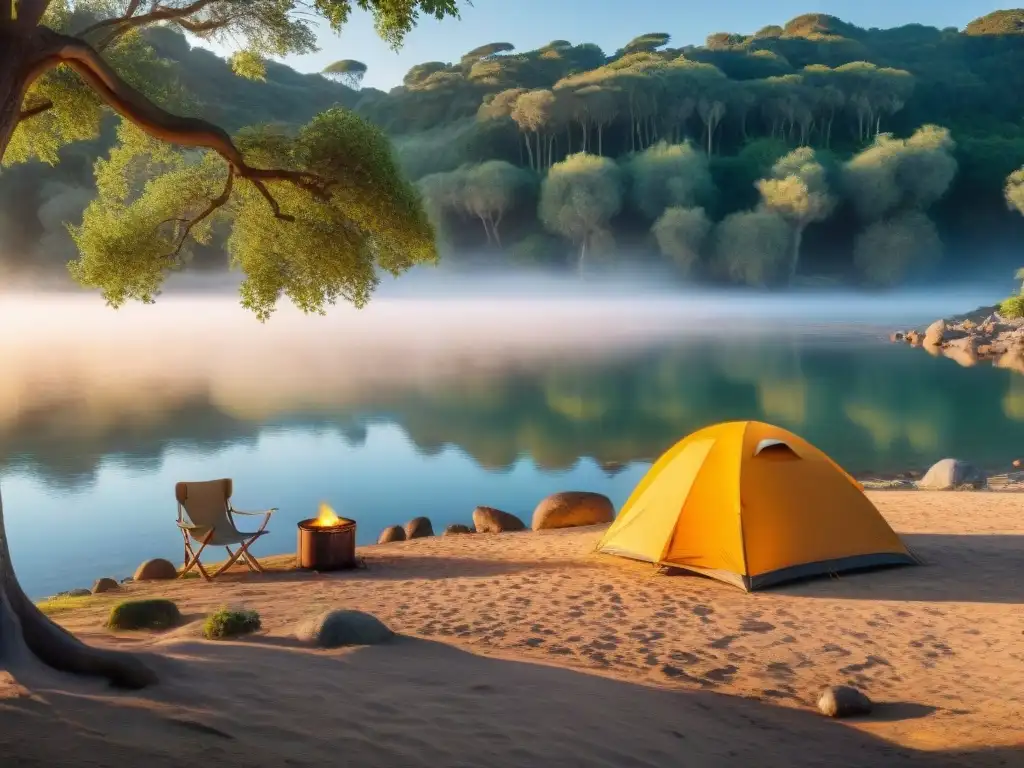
[
  {"left": 32, "top": 30, "right": 331, "bottom": 221},
  {"left": 76, "top": 0, "right": 227, "bottom": 50},
  {"left": 18, "top": 98, "right": 53, "bottom": 122}
]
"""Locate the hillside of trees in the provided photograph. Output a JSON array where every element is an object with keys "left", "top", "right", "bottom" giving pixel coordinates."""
[{"left": 6, "top": 10, "right": 1024, "bottom": 288}]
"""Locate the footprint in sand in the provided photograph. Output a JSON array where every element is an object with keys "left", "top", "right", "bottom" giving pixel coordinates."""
[
  {"left": 710, "top": 635, "right": 737, "bottom": 649},
  {"left": 704, "top": 665, "right": 739, "bottom": 683},
  {"left": 740, "top": 620, "right": 775, "bottom": 634},
  {"left": 692, "top": 605, "right": 713, "bottom": 623}
]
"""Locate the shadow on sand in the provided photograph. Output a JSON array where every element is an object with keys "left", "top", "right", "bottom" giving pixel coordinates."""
[
  {"left": 772, "top": 533, "right": 1024, "bottom": 603},
  {"left": 1, "top": 636, "right": 1018, "bottom": 768}
]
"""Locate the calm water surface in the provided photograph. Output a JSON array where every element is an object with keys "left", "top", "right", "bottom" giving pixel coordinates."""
[{"left": 2, "top": 290, "right": 1020, "bottom": 598}]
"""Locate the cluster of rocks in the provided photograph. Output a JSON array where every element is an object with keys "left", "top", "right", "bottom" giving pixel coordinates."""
[
  {"left": 891, "top": 306, "right": 1024, "bottom": 370},
  {"left": 50, "top": 557, "right": 181, "bottom": 601},
  {"left": 376, "top": 490, "right": 615, "bottom": 545}
]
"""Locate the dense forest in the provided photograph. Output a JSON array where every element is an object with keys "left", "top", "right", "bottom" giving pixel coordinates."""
[{"left": 5, "top": 10, "right": 1024, "bottom": 288}]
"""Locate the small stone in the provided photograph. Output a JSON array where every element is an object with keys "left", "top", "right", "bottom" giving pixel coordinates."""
[
  {"left": 133, "top": 558, "right": 178, "bottom": 581},
  {"left": 472, "top": 506, "right": 526, "bottom": 533},
  {"left": 444, "top": 524, "right": 473, "bottom": 536},
  {"left": 1013, "top": 459, "right": 1022, "bottom": 469},
  {"left": 905, "top": 330, "right": 922, "bottom": 345},
  {"left": 817, "top": 685, "right": 873, "bottom": 718},
  {"left": 120, "top": 577, "right": 134, "bottom": 584},
  {"left": 404, "top": 516, "right": 434, "bottom": 539},
  {"left": 295, "top": 609, "right": 395, "bottom": 648},
  {"left": 91, "top": 577, "right": 120, "bottom": 594},
  {"left": 889, "top": 331, "right": 904, "bottom": 343},
  {"left": 377, "top": 525, "right": 406, "bottom": 544}
]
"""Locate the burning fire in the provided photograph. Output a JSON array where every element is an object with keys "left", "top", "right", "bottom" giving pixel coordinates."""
[{"left": 313, "top": 502, "right": 343, "bottom": 528}]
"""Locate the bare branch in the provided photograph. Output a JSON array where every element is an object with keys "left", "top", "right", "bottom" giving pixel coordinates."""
[
  {"left": 18, "top": 98, "right": 54, "bottom": 123},
  {"left": 32, "top": 30, "right": 332, "bottom": 222},
  {"left": 167, "top": 167, "right": 234, "bottom": 257},
  {"left": 76, "top": 0, "right": 222, "bottom": 49}
]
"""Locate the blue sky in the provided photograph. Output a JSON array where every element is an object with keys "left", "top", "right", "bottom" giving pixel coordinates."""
[{"left": 205, "top": 1, "right": 1012, "bottom": 89}]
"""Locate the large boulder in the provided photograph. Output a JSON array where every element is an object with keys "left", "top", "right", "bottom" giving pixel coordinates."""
[
  {"left": 917, "top": 458, "right": 987, "bottom": 490},
  {"left": 532, "top": 491, "right": 615, "bottom": 531},
  {"left": 472, "top": 506, "right": 526, "bottom": 533},
  {"left": 404, "top": 516, "right": 434, "bottom": 539},
  {"left": 133, "top": 558, "right": 178, "bottom": 581},
  {"left": 817, "top": 685, "right": 873, "bottom": 718},
  {"left": 295, "top": 610, "right": 395, "bottom": 648},
  {"left": 923, "top": 319, "right": 946, "bottom": 347},
  {"left": 91, "top": 577, "right": 120, "bottom": 594},
  {"left": 377, "top": 525, "right": 406, "bottom": 544}
]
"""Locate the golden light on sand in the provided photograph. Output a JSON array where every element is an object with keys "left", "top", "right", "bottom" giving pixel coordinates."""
[{"left": 312, "top": 502, "right": 343, "bottom": 528}]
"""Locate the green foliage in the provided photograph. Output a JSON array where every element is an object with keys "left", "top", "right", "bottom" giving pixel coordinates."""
[
  {"left": 628, "top": 141, "right": 713, "bottom": 220},
  {"left": 508, "top": 232, "right": 566, "bottom": 265},
  {"left": 36, "top": 594, "right": 93, "bottom": 616},
  {"left": 106, "top": 599, "right": 182, "bottom": 630},
  {"left": 1006, "top": 167, "right": 1024, "bottom": 215},
  {"left": 203, "top": 607, "right": 262, "bottom": 639},
  {"left": 652, "top": 206, "right": 712, "bottom": 274},
  {"left": 1000, "top": 294, "right": 1024, "bottom": 319},
  {"left": 963, "top": 10, "right": 1024, "bottom": 37},
  {"left": 852, "top": 210, "right": 942, "bottom": 285},
  {"left": 68, "top": 109, "right": 435, "bottom": 321},
  {"left": 712, "top": 209, "right": 793, "bottom": 285},
  {"left": 539, "top": 153, "right": 622, "bottom": 258},
  {"left": 231, "top": 50, "right": 268, "bottom": 81},
  {"left": 756, "top": 146, "right": 835, "bottom": 226},
  {"left": 323, "top": 59, "right": 369, "bottom": 88}
]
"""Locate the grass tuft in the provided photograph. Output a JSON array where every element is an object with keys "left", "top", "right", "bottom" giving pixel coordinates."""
[
  {"left": 106, "top": 599, "right": 182, "bottom": 630},
  {"left": 203, "top": 607, "right": 261, "bottom": 640}
]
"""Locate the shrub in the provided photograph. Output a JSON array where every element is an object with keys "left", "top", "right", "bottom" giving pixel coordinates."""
[
  {"left": 106, "top": 599, "right": 182, "bottom": 630},
  {"left": 1000, "top": 294, "right": 1024, "bottom": 319},
  {"left": 203, "top": 607, "right": 262, "bottom": 640},
  {"left": 36, "top": 594, "right": 92, "bottom": 616}
]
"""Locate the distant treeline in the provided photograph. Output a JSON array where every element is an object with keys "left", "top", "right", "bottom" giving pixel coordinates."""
[{"left": 6, "top": 11, "right": 1024, "bottom": 288}]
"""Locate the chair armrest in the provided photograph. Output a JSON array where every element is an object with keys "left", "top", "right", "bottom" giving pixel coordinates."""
[
  {"left": 176, "top": 521, "right": 200, "bottom": 530},
  {"left": 230, "top": 507, "right": 278, "bottom": 516}
]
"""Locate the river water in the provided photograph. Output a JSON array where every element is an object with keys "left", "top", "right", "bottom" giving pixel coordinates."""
[{"left": 2, "top": 289, "right": 1019, "bottom": 598}]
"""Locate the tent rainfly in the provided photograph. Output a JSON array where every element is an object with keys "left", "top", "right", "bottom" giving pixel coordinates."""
[{"left": 596, "top": 421, "right": 916, "bottom": 591}]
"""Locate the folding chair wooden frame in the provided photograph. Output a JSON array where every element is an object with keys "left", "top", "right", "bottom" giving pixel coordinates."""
[{"left": 175, "top": 479, "right": 278, "bottom": 581}]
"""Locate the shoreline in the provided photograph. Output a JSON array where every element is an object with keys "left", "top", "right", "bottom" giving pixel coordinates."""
[
  {"left": 28, "top": 491, "right": 1024, "bottom": 764},
  {"left": 890, "top": 304, "right": 1024, "bottom": 370}
]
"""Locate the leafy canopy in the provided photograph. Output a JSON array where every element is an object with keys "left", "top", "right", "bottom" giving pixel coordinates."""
[{"left": 4, "top": 0, "right": 463, "bottom": 320}]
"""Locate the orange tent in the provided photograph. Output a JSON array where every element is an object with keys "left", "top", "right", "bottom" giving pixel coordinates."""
[{"left": 596, "top": 421, "right": 915, "bottom": 590}]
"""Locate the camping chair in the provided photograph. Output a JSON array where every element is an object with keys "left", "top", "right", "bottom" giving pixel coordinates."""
[{"left": 175, "top": 479, "right": 278, "bottom": 581}]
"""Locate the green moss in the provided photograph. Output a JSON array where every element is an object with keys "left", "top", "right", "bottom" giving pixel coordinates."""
[
  {"left": 106, "top": 599, "right": 182, "bottom": 630},
  {"left": 203, "top": 607, "right": 262, "bottom": 640}
]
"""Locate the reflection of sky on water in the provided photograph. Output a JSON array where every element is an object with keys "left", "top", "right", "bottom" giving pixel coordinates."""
[
  {"left": 2, "top": 290, "right": 1023, "bottom": 598},
  {"left": 5, "top": 424, "right": 648, "bottom": 599}
]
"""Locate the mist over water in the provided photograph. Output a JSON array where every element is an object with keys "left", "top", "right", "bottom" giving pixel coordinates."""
[{"left": 2, "top": 277, "right": 1020, "bottom": 598}]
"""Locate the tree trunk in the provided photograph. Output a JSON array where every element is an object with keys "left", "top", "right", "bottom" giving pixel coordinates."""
[
  {"left": 578, "top": 237, "right": 587, "bottom": 274},
  {"left": 597, "top": 124, "right": 603, "bottom": 156},
  {"left": 522, "top": 133, "right": 534, "bottom": 171},
  {"left": 0, "top": 27, "right": 157, "bottom": 691}
]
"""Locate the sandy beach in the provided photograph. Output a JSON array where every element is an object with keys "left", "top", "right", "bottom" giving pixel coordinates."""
[{"left": 3, "top": 490, "right": 1022, "bottom": 767}]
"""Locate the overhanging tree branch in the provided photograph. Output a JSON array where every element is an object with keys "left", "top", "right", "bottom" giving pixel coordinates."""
[
  {"left": 34, "top": 30, "right": 331, "bottom": 220},
  {"left": 166, "top": 167, "right": 234, "bottom": 257},
  {"left": 18, "top": 98, "right": 53, "bottom": 122},
  {"left": 76, "top": 0, "right": 229, "bottom": 50}
]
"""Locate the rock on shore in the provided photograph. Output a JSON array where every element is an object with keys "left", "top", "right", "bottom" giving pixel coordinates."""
[{"left": 891, "top": 305, "right": 1024, "bottom": 370}]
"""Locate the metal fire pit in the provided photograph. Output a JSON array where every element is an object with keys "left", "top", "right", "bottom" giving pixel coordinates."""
[{"left": 296, "top": 517, "right": 357, "bottom": 571}]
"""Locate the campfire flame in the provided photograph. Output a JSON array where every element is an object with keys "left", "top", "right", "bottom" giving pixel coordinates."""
[{"left": 313, "top": 502, "right": 343, "bottom": 528}]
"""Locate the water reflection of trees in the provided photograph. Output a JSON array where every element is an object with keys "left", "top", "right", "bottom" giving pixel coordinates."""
[{"left": 2, "top": 336, "right": 1022, "bottom": 489}]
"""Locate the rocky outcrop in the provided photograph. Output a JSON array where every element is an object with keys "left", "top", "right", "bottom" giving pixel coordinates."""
[
  {"left": 377, "top": 525, "right": 406, "bottom": 544},
  {"left": 891, "top": 306, "right": 1024, "bottom": 368},
  {"left": 404, "top": 516, "right": 434, "bottom": 539},
  {"left": 917, "top": 458, "right": 988, "bottom": 490},
  {"left": 472, "top": 506, "right": 526, "bottom": 533},
  {"left": 444, "top": 524, "right": 474, "bottom": 536},
  {"left": 532, "top": 491, "right": 615, "bottom": 531},
  {"left": 133, "top": 558, "right": 178, "bottom": 581}
]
